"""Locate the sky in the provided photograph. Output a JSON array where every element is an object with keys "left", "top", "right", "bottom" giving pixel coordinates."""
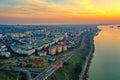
[{"left": 0, "top": 0, "right": 120, "bottom": 24}]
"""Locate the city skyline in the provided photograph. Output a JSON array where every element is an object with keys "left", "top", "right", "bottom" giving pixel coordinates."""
[{"left": 0, "top": 0, "right": 120, "bottom": 24}]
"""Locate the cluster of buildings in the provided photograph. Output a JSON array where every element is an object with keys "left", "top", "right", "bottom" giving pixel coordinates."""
[
  {"left": 0, "top": 25, "right": 89, "bottom": 59},
  {"left": 0, "top": 42, "right": 11, "bottom": 58},
  {"left": 0, "top": 25, "right": 99, "bottom": 69}
]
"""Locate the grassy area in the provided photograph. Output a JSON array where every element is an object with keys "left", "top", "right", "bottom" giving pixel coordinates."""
[
  {"left": 48, "top": 69, "right": 69, "bottom": 80},
  {"left": 47, "top": 33, "right": 92, "bottom": 80},
  {"left": 0, "top": 70, "right": 26, "bottom": 80},
  {"left": 33, "top": 59, "right": 49, "bottom": 69},
  {"left": 0, "top": 70, "right": 19, "bottom": 80}
]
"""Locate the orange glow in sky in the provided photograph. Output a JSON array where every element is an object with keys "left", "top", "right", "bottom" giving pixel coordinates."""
[{"left": 0, "top": 0, "right": 120, "bottom": 24}]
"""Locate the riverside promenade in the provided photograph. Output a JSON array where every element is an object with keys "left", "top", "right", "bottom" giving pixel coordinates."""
[{"left": 79, "top": 35, "right": 95, "bottom": 80}]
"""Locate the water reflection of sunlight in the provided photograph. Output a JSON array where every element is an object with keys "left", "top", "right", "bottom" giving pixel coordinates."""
[
  {"left": 88, "top": 25, "right": 120, "bottom": 80},
  {"left": 96, "top": 25, "right": 120, "bottom": 46}
]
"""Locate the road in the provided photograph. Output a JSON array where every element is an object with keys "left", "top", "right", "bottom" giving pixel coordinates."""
[{"left": 32, "top": 33, "right": 87, "bottom": 80}]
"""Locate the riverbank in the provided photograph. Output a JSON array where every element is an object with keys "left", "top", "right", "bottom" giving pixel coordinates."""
[
  {"left": 79, "top": 37, "right": 95, "bottom": 80},
  {"left": 88, "top": 25, "right": 120, "bottom": 80},
  {"left": 79, "top": 29, "right": 100, "bottom": 80},
  {"left": 47, "top": 29, "right": 98, "bottom": 80}
]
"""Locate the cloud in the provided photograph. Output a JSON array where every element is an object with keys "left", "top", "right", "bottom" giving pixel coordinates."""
[
  {"left": 0, "top": 0, "right": 119, "bottom": 24},
  {"left": 0, "top": 0, "right": 104, "bottom": 18}
]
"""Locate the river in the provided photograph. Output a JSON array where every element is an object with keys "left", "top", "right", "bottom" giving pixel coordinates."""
[{"left": 88, "top": 25, "right": 120, "bottom": 80}]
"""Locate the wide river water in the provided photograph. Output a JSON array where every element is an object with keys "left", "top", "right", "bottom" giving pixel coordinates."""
[{"left": 88, "top": 25, "right": 120, "bottom": 80}]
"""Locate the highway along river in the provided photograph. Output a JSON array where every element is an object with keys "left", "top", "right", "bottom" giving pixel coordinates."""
[{"left": 88, "top": 25, "right": 120, "bottom": 80}]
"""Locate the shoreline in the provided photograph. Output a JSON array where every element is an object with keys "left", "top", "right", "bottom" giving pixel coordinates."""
[
  {"left": 79, "top": 39, "right": 95, "bottom": 80},
  {"left": 79, "top": 30, "right": 100, "bottom": 80}
]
